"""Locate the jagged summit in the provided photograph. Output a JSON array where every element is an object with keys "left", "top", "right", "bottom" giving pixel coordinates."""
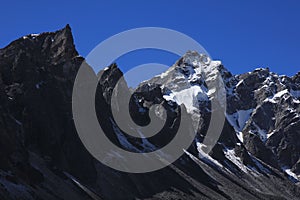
[
  {"left": 175, "top": 51, "right": 213, "bottom": 68},
  {"left": 138, "top": 49, "right": 300, "bottom": 178},
  {"left": 0, "top": 24, "right": 78, "bottom": 61}
]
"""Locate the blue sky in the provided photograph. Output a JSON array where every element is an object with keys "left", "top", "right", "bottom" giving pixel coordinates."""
[{"left": 1, "top": 0, "right": 299, "bottom": 79}]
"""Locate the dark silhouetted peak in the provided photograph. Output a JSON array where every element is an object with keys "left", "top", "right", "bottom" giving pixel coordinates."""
[
  {"left": 100, "top": 63, "right": 124, "bottom": 90},
  {"left": 97, "top": 63, "right": 127, "bottom": 104},
  {"left": 0, "top": 25, "right": 80, "bottom": 85},
  {"left": 0, "top": 24, "right": 78, "bottom": 66}
]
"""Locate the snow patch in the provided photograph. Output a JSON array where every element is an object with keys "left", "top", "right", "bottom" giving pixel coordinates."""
[
  {"left": 226, "top": 109, "right": 253, "bottom": 142},
  {"left": 293, "top": 99, "right": 300, "bottom": 104},
  {"left": 224, "top": 148, "right": 248, "bottom": 173},
  {"left": 267, "top": 130, "right": 276, "bottom": 139},
  {"left": 30, "top": 33, "right": 40, "bottom": 37},
  {"left": 282, "top": 167, "right": 299, "bottom": 182},
  {"left": 263, "top": 98, "right": 277, "bottom": 104},
  {"left": 163, "top": 85, "right": 208, "bottom": 113},
  {"left": 253, "top": 122, "right": 267, "bottom": 142},
  {"left": 227, "top": 109, "right": 253, "bottom": 132},
  {"left": 237, "top": 109, "right": 253, "bottom": 130},
  {"left": 23, "top": 33, "right": 40, "bottom": 40},
  {"left": 274, "top": 89, "right": 289, "bottom": 98},
  {"left": 237, "top": 132, "right": 244, "bottom": 143},
  {"left": 196, "top": 143, "right": 223, "bottom": 168},
  {"left": 263, "top": 89, "right": 292, "bottom": 104},
  {"left": 236, "top": 80, "right": 244, "bottom": 87}
]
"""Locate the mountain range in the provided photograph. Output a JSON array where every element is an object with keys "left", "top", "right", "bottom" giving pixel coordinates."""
[{"left": 0, "top": 25, "right": 299, "bottom": 200}]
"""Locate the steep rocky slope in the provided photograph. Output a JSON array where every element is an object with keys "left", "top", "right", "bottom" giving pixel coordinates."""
[{"left": 0, "top": 26, "right": 299, "bottom": 200}]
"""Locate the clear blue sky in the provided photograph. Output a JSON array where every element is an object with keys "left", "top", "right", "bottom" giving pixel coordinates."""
[{"left": 1, "top": 0, "right": 299, "bottom": 77}]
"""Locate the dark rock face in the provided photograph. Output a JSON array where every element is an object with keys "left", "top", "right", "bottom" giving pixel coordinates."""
[
  {"left": 0, "top": 26, "right": 299, "bottom": 200},
  {"left": 233, "top": 70, "right": 300, "bottom": 172},
  {"left": 0, "top": 25, "right": 97, "bottom": 199}
]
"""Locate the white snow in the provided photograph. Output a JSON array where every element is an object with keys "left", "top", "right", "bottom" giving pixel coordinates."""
[
  {"left": 161, "top": 53, "right": 225, "bottom": 115},
  {"left": 206, "top": 87, "right": 216, "bottom": 96},
  {"left": 196, "top": 142, "right": 223, "bottom": 168},
  {"left": 237, "top": 132, "right": 244, "bottom": 143},
  {"left": 237, "top": 110, "right": 253, "bottom": 130},
  {"left": 255, "top": 67, "right": 264, "bottom": 71},
  {"left": 263, "top": 98, "right": 277, "bottom": 104},
  {"left": 224, "top": 148, "right": 248, "bottom": 173},
  {"left": 226, "top": 109, "right": 253, "bottom": 141},
  {"left": 236, "top": 80, "right": 244, "bottom": 87},
  {"left": 226, "top": 109, "right": 253, "bottom": 143},
  {"left": 22, "top": 33, "right": 39, "bottom": 39},
  {"left": 160, "top": 71, "right": 169, "bottom": 79},
  {"left": 162, "top": 94, "right": 175, "bottom": 102},
  {"left": 294, "top": 99, "right": 300, "bottom": 104},
  {"left": 267, "top": 130, "right": 276, "bottom": 139},
  {"left": 282, "top": 167, "right": 299, "bottom": 182},
  {"left": 184, "top": 149, "right": 201, "bottom": 163},
  {"left": 257, "top": 85, "right": 268, "bottom": 91},
  {"left": 188, "top": 67, "right": 203, "bottom": 83},
  {"left": 253, "top": 122, "right": 267, "bottom": 142},
  {"left": 163, "top": 85, "right": 208, "bottom": 113},
  {"left": 263, "top": 89, "right": 292, "bottom": 103},
  {"left": 210, "top": 60, "right": 222, "bottom": 67},
  {"left": 274, "top": 89, "right": 289, "bottom": 98}
]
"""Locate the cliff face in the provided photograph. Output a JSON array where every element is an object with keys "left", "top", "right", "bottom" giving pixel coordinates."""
[
  {"left": 0, "top": 25, "right": 97, "bottom": 200},
  {"left": 0, "top": 26, "right": 299, "bottom": 200}
]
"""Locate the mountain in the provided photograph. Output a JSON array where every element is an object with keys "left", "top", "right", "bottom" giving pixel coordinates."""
[{"left": 0, "top": 26, "right": 299, "bottom": 200}]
